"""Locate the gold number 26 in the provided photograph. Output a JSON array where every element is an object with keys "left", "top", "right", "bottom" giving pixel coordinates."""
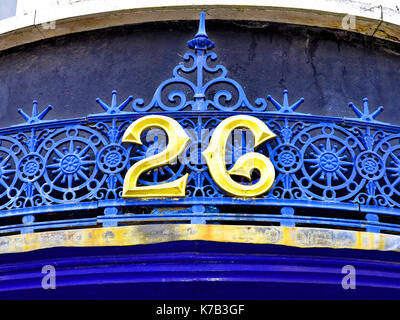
[{"left": 122, "top": 115, "right": 276, "bottom": 198}]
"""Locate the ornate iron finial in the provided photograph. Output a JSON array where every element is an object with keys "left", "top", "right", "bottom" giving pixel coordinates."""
[
  {"left": 96, "top": 90, "right": 134, "bottom": 114},
  {"left": 131, "top": 11, "right": 268, "bottom": 112},
  {"left": 267, "top": 90, "right": 305, "bottom": 113},
  {"left": 18, "top": 100, "right": 53, "bottom": 124},
  {"left": 349, "top": 98, "right": 384, "bottom": 122},
  {"left": 187, "top": 12, "right": 215, "bottom": 51}
]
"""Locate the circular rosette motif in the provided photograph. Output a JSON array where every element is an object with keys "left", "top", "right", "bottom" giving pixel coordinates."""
[
  {"left": 0, "top": 137, "right": 24, "bottom": 208},
  {"left": 17, "top": 153, "right": 45, "bottom": 183},
  {"left": 270, "top": 144, "right": 302, "bottom": 174},
  {"left": 97, "top": 144, "right": 129, "bottom": 174},
  {"left": 292, "top": 124, "right": 363, "bottom": 201},
  {"left": 39, "top": 126, "right": 107, "bottom": 202},
  {"left": 128, "top": 128, "right": 186, "bottom": 186},
  {"left": 374, "top": 135, "right": 400, "bottom": 206},
  {"left": 356, "top": 151, "right": 385, "bottom": 180}
]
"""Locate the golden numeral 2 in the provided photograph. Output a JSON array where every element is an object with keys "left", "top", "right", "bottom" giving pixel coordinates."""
[{"left": 122, "top": 115, "right": 190, "bottom": 198}]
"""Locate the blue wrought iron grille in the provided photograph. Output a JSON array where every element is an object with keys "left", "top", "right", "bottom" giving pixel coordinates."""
[{"left": 1, "top": 13, "right": 400, "bottom": 236}]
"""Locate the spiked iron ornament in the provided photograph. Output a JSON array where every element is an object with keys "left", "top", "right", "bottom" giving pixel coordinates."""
[
  {"left": 349, "top": 98, "right": 384, "bottom": 123},
  {"left": 96, "top": 90, "right": 134, "bottom": 115},
  {"left": 187, "top": 12, "right": 215, "bottom": 51},
  {"left": 17, "top": 101, "right": 53, "bottom": 125},
  {"left": 267, "top": 90, "right": 305, "bottom": 113}
]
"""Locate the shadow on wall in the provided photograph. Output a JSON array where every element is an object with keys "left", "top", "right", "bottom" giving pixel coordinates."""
[{"left": 0, "top": 0, "right": 17, "bottom": 20}]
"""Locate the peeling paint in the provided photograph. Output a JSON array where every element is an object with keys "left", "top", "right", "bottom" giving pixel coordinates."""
[{"left": 0, "top": 224, "right": 399, "bottom": 254}]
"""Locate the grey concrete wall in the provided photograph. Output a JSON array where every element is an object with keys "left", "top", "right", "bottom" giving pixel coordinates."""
[{"left": 0, "top": 20, "right": 399, "bottom": 126}]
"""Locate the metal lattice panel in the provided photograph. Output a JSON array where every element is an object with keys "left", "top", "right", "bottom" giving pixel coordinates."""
[{"left": 0, "top": 13, "right": 399, "bottom": 236}]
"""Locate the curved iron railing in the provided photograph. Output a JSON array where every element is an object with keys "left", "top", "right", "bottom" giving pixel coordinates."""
[{"left": 1, "top": 13, "right": 400, "bottom": 236}]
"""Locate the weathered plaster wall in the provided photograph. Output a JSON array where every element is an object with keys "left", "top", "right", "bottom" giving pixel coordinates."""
[{"left": 0, "top": 21, "right": 399, "bottom": 127}]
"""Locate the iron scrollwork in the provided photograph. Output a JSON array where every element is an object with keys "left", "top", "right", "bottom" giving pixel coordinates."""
[{"left": 0, "top": 12, "right": 399, "bottom": 236}]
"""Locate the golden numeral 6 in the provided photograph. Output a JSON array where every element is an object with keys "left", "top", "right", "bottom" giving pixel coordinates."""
[
  {"left": 203, "top": 115, "right": 276, "bottom": 197},
  {"left": 122, "top": 115, "right": 276, "bottom": 198}
]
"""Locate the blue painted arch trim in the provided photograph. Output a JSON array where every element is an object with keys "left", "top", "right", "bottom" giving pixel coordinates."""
[{"left": 0, "top": 241, "right": 400, "bottom": 299}]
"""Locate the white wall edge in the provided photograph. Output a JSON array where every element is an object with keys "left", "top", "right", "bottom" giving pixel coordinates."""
[{"left": 0, "top": 0, "right": 399, "bottom": 51}]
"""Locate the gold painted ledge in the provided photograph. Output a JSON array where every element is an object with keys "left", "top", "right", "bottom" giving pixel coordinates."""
[
  {"left": 0, "top": 0, "right": 400, "bottom": 52},
  {"left": 0, "top": 224, "right": 399, "bottom": 254}
]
